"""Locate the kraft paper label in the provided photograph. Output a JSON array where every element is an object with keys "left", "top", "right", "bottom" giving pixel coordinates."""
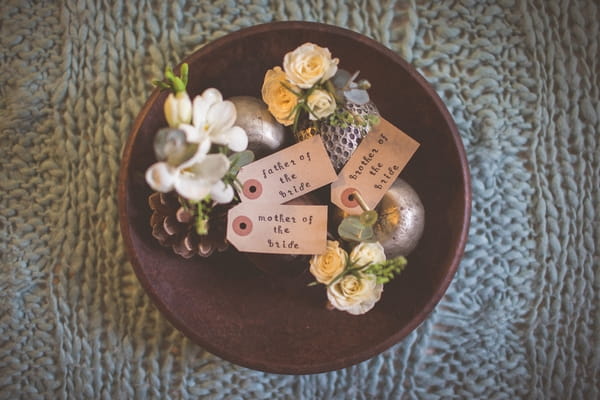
[
  {"left": 331, "top": 118, "right": 419, "bottom": 214},
  {"left": 236, "top": 135, "right": 337, "bottom": 204},
  {"left": 226, "top": 203, "right": 328, "bottom": 255}
]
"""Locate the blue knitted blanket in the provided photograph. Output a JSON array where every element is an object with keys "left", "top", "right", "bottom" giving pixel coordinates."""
[{"left": 1, "top": 0, "right": 598, "bottom": 398}]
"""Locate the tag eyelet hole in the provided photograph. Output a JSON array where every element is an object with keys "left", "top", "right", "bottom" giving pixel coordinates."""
[
  {"left": 232, "top": 216, "right": 252, "bottom": 236},
  {"left": 242, "top": 179, "right": 262, "bottom": 199},
  {"left": 341, "top": 188, "right": 360, "bottom": 208}
]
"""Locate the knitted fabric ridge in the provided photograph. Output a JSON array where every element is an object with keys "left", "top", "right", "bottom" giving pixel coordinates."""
[{"left": 1, "top": 0, "right": 598, "bottom": 398}]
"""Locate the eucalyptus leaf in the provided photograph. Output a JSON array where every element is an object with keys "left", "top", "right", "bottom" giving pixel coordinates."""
[
  {"left": 359, "top": 210, "right": 378, "bottom": 227},
  {"left": 344, "top": 88, "right": 370, "bottom": 105},
  {"left": 332, "top": 69, "right": 352, "bottom": 89},
  {"left": 338, "top": 215, "right": 376, "bottom": 242},
  {"left": 228, "top": 150, "right": 255, "bottom": 175}
]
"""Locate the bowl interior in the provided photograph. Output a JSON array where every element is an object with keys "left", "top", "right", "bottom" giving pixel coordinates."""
[{"left": 119, "top": 22, "right": 471, "bottom": 374}]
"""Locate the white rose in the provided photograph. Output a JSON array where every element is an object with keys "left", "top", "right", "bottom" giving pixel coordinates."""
[
  {"left": 306, "top": 89, "right": 336, "bottom": 120},
  {"left": 327, "top": 273, "right": 383, "bottom": 315},
  {"left": 283, "top": 43, "right": 339, "bottom": 89},
  {"left": 309, "top": 240, "right": 348, "bottom": 284},
  {"left": 349, "top": 241, "right": 386, "bottom": 267}
]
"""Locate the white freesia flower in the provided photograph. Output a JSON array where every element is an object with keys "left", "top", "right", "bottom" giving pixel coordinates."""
[
  {"left": 350, "top": 241, "right": 386, "bottom": 266},
  {"left": 283, "top": 43, "right": 339, "bottom": 89},
  {"left": 306, "top": 89, "right": 336, "bottom": 120},
  {"left": 164, "top": 91, "right": 193, "bottom": 127},
  {"left": 209, "top": 180, "right": 235, "bottom": 203},
  {"left": 178, "top": 88, "right": 248, "bottom": 152},
  {"left": 327, "top": 273, "right": 383, "bottom": 315},
  {"left": 145, "top": 152, "right": 232, "bottom": 202}
]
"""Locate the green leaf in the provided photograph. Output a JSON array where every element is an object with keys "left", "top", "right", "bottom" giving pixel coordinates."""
[
  {"left": 338, "top": 215, "right": 376, "bottom": 242},
  {"left": 165, "top": 67, "right": 175, "bottom": 81},
  {"left": 363, "top": 256, "right": 407, "bottom": 284},
  {"left": 195, "top": 198, "right": 214, "bottom": 235},
  {"left": 228, "top": 150, "right": 255, "bottom": 174},
  {"left": 152, "top": 79, "right": 171, "bottom": 90},
  {"left": 181, "top": 63, "right": 189, "bottom": 86},
  {"left": 359, "top": 210, "right": 378, "bottom": 227},
  {"left": 154, "top": 64, "right": 189, "bottom": 94}
]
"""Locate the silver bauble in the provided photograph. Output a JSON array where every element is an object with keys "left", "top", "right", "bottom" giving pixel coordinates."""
[
  {"left": 297, "top": 100, "right": 379, "bottom": 172},
  {"left": 331, "top": 178, "right": 425, "bottom": 258},
  {"left": 229, "top": 96, "right": 287, "bottom": 159}
]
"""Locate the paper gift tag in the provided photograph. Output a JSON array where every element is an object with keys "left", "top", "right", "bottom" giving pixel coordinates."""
[
  {"left": 226, "top": 203, "right": 328, "bottom": 255},
  {"left": 236, "top": 135, "right": 337, "bottom": 204},
  {"left": 331, "top": 118, "right": 420, "bottom": 214}
]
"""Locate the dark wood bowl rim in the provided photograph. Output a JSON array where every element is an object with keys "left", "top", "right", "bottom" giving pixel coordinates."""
[{"left": 118, "top": 21, "right": 471, "bottom": 374}]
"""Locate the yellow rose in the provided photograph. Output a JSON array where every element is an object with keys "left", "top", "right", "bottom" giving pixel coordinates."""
[
  {"left": 327, "top": 273, "right": 383, "bottom": 315},
  {"left": 309, "top": 240, "right": 347, "bottom": 284},
  {"left": 283, "top": 43, "right": 339, "bottom": 89},
  {"left": 306, "top": 89, "right": 336, "bottom": 120},
  {"left": 261, "top": 66, "right": 299, "bottom": 126},
  {"left": 349, "top": 242, "right": 386, "bottom": 266}
]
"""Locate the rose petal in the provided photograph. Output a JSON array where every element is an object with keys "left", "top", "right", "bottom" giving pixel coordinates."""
[
  {"left": 145, "top": 162, "right": 177, "bottom": 193},
  {"left": 210, "top": 181, "right": 234, "bottom": 203},
  {"left": 349, "top": 242, "right": 386, "bottom": 266},
  {"left": 326, "top": 274, "right": 383, "bottom": 315},
  {"left": 323, "top": 58, "right": 339, "bottom": 81}
]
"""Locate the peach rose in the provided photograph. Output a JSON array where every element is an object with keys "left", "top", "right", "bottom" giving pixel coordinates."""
[{"left": 261, "top": 67, "right": 299, "bottom": 126}]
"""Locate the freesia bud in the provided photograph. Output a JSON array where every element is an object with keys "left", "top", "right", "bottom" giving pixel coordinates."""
[{"left": 164, "top": 91, "right": 192, "bottom": 127}]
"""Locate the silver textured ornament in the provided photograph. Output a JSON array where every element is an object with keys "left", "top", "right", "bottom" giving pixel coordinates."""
[
  {"left": 229, "top": 96, "right": 287, "bottom": 159},
  {"left": 331, "top": 178, "right": 425, "bottom": 257},
  {"left": 296, "top": 100, "right": 379, "bottom": 172}
]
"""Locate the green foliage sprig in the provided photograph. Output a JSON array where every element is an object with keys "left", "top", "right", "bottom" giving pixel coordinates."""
[{"left": 153, "top": 63, "right": 189, "bottom": 93}]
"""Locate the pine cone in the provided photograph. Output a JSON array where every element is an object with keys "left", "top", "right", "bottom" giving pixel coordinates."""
[{"left": 148, "top": 191, "right": 229, "bottom": 258}]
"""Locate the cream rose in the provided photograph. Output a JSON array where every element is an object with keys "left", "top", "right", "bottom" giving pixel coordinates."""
[
  {"left": 327, "top": 273, "right": 383, "bottom": 315},
  {"left": 283, "top": 43, "right": 339, "bottom": 89},
  {"left": 309, "top": 240, "right": 348, "bottom": 284},
  {"left": 306, "top": 89, "right": 336, "bottom": 120},
  {"left": 349, "top": 241, "right": 386, "bottom": 267},
  {"left": 261, "top": 67, "right": 299, "bottom": 126}
]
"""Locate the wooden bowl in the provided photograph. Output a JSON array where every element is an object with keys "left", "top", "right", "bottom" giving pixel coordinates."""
[{"left": 118, "top": 22, "right": 471, "bottom": 374}]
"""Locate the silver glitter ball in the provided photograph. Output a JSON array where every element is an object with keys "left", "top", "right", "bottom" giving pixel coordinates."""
[
  {"left": 372, "top": 178, "right": 425, "bottom": 257},
  {"left": 229, "top": 96, "right": 287, "bottom": 159},
  {"left": 331, "top": 178, "right": 425, "bottom": 257},
  {"left": 319, "top": 101, "right": 379, "bottom": 172}
]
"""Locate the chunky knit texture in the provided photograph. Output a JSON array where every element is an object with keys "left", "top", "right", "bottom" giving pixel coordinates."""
[{"left": 1, "top": 0, "right": 598, "bottom": 398}]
